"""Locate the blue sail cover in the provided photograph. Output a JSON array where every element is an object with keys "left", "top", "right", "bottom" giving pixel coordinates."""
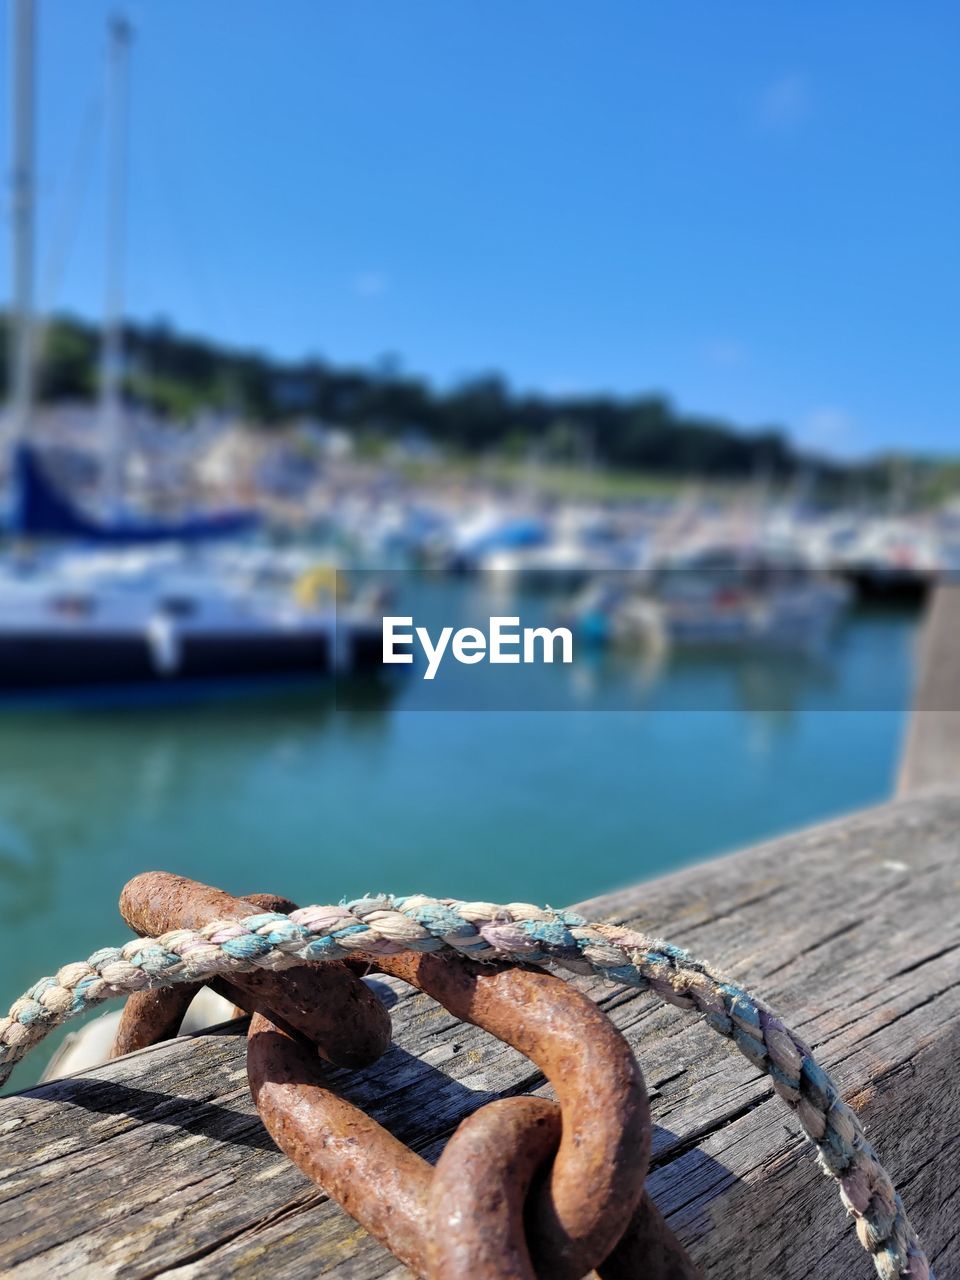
[{"left": 10, "top": 445, "right": 258, "bottom": 544}]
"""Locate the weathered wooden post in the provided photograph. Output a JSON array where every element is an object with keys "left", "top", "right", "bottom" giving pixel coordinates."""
[{"left": 898, "top": 581, "right": 960, "bottom": 797}]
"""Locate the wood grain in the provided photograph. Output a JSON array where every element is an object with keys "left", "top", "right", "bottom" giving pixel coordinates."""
[{"left": 1, "top": 792, "right": 958, "bottom": 1278}]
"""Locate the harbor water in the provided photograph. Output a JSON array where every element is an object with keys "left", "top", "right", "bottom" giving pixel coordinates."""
[{"left": 0, "top": 579, "right": 918, "bottom": 1088}]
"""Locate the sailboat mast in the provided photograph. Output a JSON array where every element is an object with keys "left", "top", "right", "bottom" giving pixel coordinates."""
[
  {"left": 7, "top": 0, "right": 36, "bottom": 449},
  {"left": 98, "top": 14, "right": 132, "bottom": 517}
]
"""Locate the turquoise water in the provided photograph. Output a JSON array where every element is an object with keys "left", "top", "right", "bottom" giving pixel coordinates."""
[{"left": 0, "top": 584, "right": 917, "bottom": 1088}]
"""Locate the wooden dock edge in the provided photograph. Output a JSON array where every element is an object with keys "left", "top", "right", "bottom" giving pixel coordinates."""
[
  {"left": 898, "top": 581, "right": 960, "bottom": 797},
  {"left": 1, "top": 789, "right": 958, "bottom": 1278}
]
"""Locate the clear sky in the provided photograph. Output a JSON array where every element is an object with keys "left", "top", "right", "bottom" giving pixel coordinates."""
[{"left": 4, "top": 1, "right": 958, "bottom": 455}]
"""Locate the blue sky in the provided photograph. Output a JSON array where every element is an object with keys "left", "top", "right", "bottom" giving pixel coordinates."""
[{"left": 4, "top": 1, "right": 958, "bottom": 455}]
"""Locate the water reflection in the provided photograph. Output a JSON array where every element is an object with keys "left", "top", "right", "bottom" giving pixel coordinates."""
[
  {"left": 376, "top": 577, "right": 913, "bottom": 716},
  {"left": 0, "top": 592, "right": 916, "bottom": 1088},
  {"left": 0, "top": 679, "right": 397, "bottom": 924}
]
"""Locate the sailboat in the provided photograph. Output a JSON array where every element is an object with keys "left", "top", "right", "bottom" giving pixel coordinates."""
[
  {"left": 0, "top": 3, "right": 384, "bottom": 697},
  {"left": 10, "top": 441, "right": 258, "bottom": 544}
]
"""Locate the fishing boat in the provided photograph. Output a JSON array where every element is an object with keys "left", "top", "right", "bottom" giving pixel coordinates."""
[{"left": 570, "top": 544, "right": 850, "bottom": 653}]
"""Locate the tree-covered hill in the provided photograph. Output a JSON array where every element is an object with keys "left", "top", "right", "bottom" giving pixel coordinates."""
[{"left": 0, "top": 311, "right": 900, "bottom": 495}]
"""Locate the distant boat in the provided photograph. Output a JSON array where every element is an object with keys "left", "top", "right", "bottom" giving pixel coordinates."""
[
  {"left": 478, "top": 508, "right": 648, "bottom": 588},
  {"left": 570, "top": 545, "right": 849, "bottom": 654},
  {"left": 445, "top": 508, "right": 550, "bottom": 572},
  {"left": 837, "top": 519, "right": 939, "bottom": 604}
]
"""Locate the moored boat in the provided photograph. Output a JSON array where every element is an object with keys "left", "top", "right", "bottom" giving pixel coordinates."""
[
  {"left": 0, "top": 548, "right": 384, "bottom": 694},
  {"left": 569, "top": 544, "right": 850, "bottom": 654}
]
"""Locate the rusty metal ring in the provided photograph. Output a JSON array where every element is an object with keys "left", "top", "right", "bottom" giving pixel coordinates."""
[
  {"left": 368, "top": 950, "right": 649, "bottom": 1279},
  {"left": 113, "top": 875, "right": 701, "bottom": 1279},
  {"left": 427, "top": 1094, "right": 563, "bottom": 1279},
  {"left": 115, "top": 874, "right": 392, "bottom": 1068},
  {"left": 248, "top": 950, "right": 650, "bottom": 1279},
  {"left": 429, "top": 1101, "right": 703, "bottom": 1280}
]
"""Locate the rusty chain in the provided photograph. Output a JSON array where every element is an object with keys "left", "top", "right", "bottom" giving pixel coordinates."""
[{"left": 114, "top": 872, "right": 702, "bottom": 1279}]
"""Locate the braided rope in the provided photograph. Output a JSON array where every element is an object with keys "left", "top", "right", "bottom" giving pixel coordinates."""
[{"left": 0, "top": 894, "right": 932, "bottom": 1279}]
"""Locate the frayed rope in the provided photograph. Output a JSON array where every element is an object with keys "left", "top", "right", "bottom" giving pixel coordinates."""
[{"left": 0, "top": 893, "right": 932, "bottom": 1280}]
